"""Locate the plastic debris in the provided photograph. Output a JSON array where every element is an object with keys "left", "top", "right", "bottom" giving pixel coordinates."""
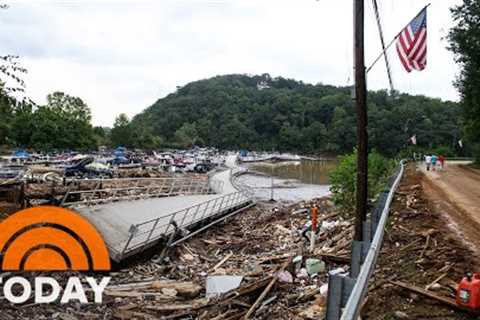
[
  {"left": 329, "top": 267, "right": 346, "bottom": 276},
  {"left": 206, "top": 276, "right": 243, "bottom": 297},
  {"left": 296, "top": 268, "right": 309, "bottom": 279},
  {"left": 320, "top": 283, "right": 329, "bottom": 296},
  {"left": 277, "top": 271, "right": 293, "bottom": 283},
  {"left": 306, "top": 258, "right": 326, "bottom": 275}
]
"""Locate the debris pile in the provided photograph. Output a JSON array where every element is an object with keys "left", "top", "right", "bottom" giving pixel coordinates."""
[
  {"left": 365, "top": 164, "right": 477, "bottom": 319},
  {"left": 0, "top": 198, "right": 353, "bottom": 320}
]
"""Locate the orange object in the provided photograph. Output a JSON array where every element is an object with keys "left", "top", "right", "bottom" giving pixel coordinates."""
[
  {"left": 456, "top": 273, "right": 480, "bottom": 310},
  {"left": 0, "top": 206, "right": 111, "bottom": 271},
  {"left": 311, "top": 206, "right": 318, "bottom": 233}
]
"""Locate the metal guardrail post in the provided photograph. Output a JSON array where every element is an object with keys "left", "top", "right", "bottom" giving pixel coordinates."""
[
  {"left": 340, "top": 161, "right": 405, "bottom": 320},
  {"left": 60, "top": 189, "right": 70, "bottom": 206},
  {"left": 326, "top": 273, "right": 356, "bottom": 319},
  {"left": 179, "top": 207, "right": 190, "bottom": 228},
  {"left": 145, "top": 218, "right": 160, "bottom": 245},
  {"left": 218, "top": 196, "right": 226, "bottom": 213},
  {"left": 199, "top": 200, "right": 211, "bottom": 221},
  {"left": 325, "top": 160, "right": 405, "bottom": 320},
  {"left": 190, "top": 203, "right": 202, "bottom": 224},
  {"left": 121, "top": 225, "right": 137, "bottom": 257}
]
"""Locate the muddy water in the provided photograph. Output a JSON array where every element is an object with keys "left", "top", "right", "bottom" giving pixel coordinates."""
[{"left": 237, "top": 160, "right": 337, "bottom": 202}]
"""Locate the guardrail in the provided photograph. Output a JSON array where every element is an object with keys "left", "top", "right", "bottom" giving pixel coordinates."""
[
  {"left": 326, "top": 160, "right": 406, "bottom": 320},
  {"left": 111, "top": 161, "right": 256, "bottom": 260},
  {"left": 117, "top": 190, "right": 252, "bottom": 259},
  {"left": 230, "top": 165, "right": 258, "bottom": 197},
  {"left": 61, "top": 177, "right": 222, "bottom": 207}
]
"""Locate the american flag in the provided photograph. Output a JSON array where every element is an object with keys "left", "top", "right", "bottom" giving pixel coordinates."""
[
  {"left": 410, "top": 135, "right": 417, "bottom": 145},
  {"left": 396, "top": 8, "right": 427, "bottom": 72}
]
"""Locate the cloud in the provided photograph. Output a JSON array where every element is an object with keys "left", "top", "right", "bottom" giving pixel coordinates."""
[{"left": 1, "top": 0, "right": 463, "bottom": 126}]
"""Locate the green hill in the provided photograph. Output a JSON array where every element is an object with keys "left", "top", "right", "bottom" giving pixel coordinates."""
[{"left": 127, "top": 73, "right": 461, "bottom": 156}]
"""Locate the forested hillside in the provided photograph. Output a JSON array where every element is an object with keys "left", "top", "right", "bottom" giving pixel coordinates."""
[{"left": 126, "top": 74, "right": 461, "bottom": 156}]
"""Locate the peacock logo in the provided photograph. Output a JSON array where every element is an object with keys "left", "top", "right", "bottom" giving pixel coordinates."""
[{"left": 0, "top": 206, "right": 110, "bottom": 271}]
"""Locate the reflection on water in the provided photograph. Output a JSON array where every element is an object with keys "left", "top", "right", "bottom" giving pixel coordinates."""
[
  {"left": 237, "top": 159, "right": 338, "bottom": 202},
  {"left": 249, "top": 159, "right": 337, "bottom": 185}
]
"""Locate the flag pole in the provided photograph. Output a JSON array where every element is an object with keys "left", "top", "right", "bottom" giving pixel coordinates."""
[
  {"left": 372, "top": 0, "right": 395, "bottom": 93},
  {"left": 366, "top": 3, "right": 431, "bottom": 74}
]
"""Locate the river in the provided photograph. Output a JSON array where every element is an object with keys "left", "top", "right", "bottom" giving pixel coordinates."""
[{"left": 236, "top": 159, "right": 337, "bottom": 202}]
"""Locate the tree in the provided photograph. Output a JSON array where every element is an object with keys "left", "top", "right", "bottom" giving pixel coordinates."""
[
  {"left": 0, "top": 84, "right": 13, "bottom": 146},
  {"left": 16, "top": 92, "right": 96, "bottom": 151},
  {"left": 46, "top": 92, "right": 95, "bottom": 149},
  {"left": 448, "top": 0, "right": 480, "bottom": 159},
  {"left": 129, "top": 74, "right": 461, "bottom": 155},
  {"left": 174, "top": 123, "right": 200, "bottom": 148},
  {"left": 329, "top": 150, "right": 395, "bottom": 215},
  {"left": 93, "top": 126, "right": 109, "bottom": 146},
  {"left": 110, "top": 113, "right": 134, "bottom": 148},
  {"left": 9, "top": 103, "right": 34, "bottom": 147}
]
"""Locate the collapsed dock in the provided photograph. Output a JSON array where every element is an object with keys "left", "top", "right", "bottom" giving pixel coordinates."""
[{"left": 69, "top": 155, "right": 255, "bottom": 262}]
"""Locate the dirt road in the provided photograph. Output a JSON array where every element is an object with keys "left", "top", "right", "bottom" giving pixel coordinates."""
[
  {"left": 421, "top": 161, "right": 480, "bottom": 257},
  {"left": 366, "top": 164, "right": 476, "bottom": 319}
]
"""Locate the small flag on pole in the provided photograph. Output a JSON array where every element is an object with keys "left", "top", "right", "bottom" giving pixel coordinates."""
[
  {"left": 396, "top": 8, "right": 427, "bottom": 72},
  {"left": 410, "top": 135, "right": 417, "bottom": 145}
]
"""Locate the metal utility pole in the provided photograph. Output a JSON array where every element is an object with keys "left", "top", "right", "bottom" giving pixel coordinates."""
[{"left": 354, "top": 0, "right": 368, "bottom": 242}]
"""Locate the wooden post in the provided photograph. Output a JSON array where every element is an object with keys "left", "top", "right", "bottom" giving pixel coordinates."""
[
  {"left": 310, "top": 206, "right": 318, "bottom": 252},
  {"left": 354, "top": 0, "right": 368, "bottom": 242}
]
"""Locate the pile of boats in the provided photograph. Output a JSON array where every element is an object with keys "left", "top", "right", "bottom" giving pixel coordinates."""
[
  {"left": 238, "top": 151, "right": 302, "bottom": 163},
  {"left": 0, "top": 147, "right": 226, "bottom": 184}
]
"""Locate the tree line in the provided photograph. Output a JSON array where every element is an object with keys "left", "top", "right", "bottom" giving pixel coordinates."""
[
  {"left": 0, "top": 89, "right": 104, "bottom": 151},
  {"left": 1, "top": 0, "right": 478, "bottom": 159},
  {"left": 0, "top": 73, "right": 465, "bottom": 156},
  {"left": 448, "top": 0, "right": 480, "bottom": 162},
  {"left": 122, "top": 73, "right": 462, "bottom": 157}
]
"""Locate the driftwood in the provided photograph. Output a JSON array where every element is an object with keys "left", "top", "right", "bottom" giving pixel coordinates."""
[
  {"left": 145, "top": 298, "right": 209, "bottom": 312},
  {"left": 107, "top": 280, "right": 201, "bottom": 298},
  {"left": 390, "top": 280, "right": 480, "bottom": 315},
  {"left": 244, "top": 258, "right": 292, "bottom": 319},
  {"left": 425, "top": 272, "right": 449, "bottom": 291},
  {"left": 286, "top": 287, "right": 320, "bottom": 306},
  {"left": 210, "top": 252, "right": 234, "bottom": 272}
]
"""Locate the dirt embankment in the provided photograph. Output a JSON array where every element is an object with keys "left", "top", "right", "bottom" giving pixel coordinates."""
[{"left": 365, "top": 164, "right": 478, "bottom": 320}]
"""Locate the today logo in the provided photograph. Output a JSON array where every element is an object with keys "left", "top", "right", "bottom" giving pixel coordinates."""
[{"left": 0, "top": 206, "right": 112, "bottom": 304}]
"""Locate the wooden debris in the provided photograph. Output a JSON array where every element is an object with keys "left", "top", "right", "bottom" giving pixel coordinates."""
[
  {"left": 390, "top": 280, "right": 479, "bottom": 314},
  {"left": 107, "top": 280, "right": 201, "bottom": 298},
  {"left": 145, "top": 298, "right": 209, "bottom": 312},
  {"left": 425, "top": 272, "right": 449, "bottom": 291},
  {"left": 210, "top": 252, "right": 234, "bottom": 272},
  {"left": 244, "top": 258, "right": 292, "bottom": 319}
]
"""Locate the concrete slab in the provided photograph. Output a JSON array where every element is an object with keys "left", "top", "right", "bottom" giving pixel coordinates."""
[
  {"left": 72, "top": 154, "right": 252, "bottom": 260},
  {"left": 75, "top": 194, "right": 220, "bottom": 256}
]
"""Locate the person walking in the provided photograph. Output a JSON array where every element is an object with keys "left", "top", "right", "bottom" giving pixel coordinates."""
[
  {"left": 425, "top": 154, "right": 432, "bottom": 171},
  {"left": 431, "top": 154, "right": 438, "bottom": 171},
  {"left": 438, "top": 154, "right": 445, "bottom": 170}
]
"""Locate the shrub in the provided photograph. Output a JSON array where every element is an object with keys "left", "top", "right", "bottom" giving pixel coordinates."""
[
  {"left": 329, "top": 150, "right": 395, "bottom": 215},
  {"left": 430, "top": 145, "right": 455, "bottom": 157}
]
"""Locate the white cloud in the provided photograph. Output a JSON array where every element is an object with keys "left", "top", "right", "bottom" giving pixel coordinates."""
[{"left": 1, "top": 0, "right": 463, "bottom": 126}]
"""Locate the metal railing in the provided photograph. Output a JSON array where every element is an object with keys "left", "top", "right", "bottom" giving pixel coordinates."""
[
  {"left": 116, "top": 189, "right": 252, "bottom": 259},
  {"left": 230, "top": 167, "right": 255, "bottom": 198},
  {"left": 61, "top": 177, "right": 223, "bottom": 207},
  {"left": 326, "top": 160, "right": 406, "bottom": 320}
]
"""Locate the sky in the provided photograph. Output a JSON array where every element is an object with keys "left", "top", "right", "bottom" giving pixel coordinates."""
[{"left": 1, "top": 0, "right": 463, "bottom": 127}]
